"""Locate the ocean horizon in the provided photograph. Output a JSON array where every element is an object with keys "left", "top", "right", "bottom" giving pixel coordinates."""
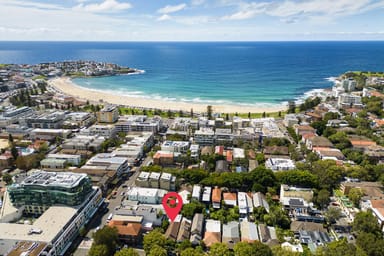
[{"left": 1, "top": 41, "right": 384, "bottom": 108}]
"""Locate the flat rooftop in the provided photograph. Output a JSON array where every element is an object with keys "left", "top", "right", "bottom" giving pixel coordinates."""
[
  {"left": 6, "top": 241, "right": 48, "bottom": 256},
  {"left": 15, "top": 171, "right": 87, "bottom": 188},
  {"left": 0, "top": 206, "right": 77, "bottom": 243}
]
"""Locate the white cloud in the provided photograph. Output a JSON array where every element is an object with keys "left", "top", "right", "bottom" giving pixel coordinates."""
[
  {"left": 191, "top": 0, "right": 205, "bottom": 6},
  {"left": 158, "top": 3, "right": 187, "bottom": 14},
  {"left": 73, "top": 0, "right": 132, "bottom": 13},
  {"left": 223, "top": 0, "right": 384, "bottom": 22},
  {"left": 157, "top": 14, "right": 172, "bottom": 21}
]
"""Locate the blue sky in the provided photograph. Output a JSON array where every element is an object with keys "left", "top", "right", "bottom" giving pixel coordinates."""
[{"left": 0, "top": 0, "right": 383, "bottom": 41}]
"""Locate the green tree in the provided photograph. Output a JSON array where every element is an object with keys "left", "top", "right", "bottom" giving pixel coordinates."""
[
  {"left": 316, "top": 239, "right": 365, "bottom": 256},
  {"left": 209, "top": 243, "right": 232, "bottom": 256},
  {"left": 315, "top": 189, "right": 331, "bottom": 209},
  {"left": 114, "top": 248, "right": 139, "bottom": 256},
  {"left": 180, "top": 247, "right": 205, "bottom": 256},
  {"left": 348, "top": 188, "right": 364, "bottom": 208},
  {"left": 356, "top": 232, "right": 384, "bottom": 256},
  {"left": 353, "top": 211, "right": 381, "bottom": 235},
  {"left": 88, "top": 244, "right": 109, "bottom": 256},
  {"left": 11, "top": 146, "right": 19, "bottom": 160},
  {"left": 8, "top": 133, "right": 14, "bottom": 144},
  {"left": 148, "top": 245, "right": 167, "bottom": 256},
  {"left": 234, "top": 241, "right": 272, "bottom": 256},
  {"left": 207, "top": 105, "right": 213, "bottom": 119},
  {"left": 272, "top": 246, "right": 301, "bottom": 255},
  {"left": 143, "top": 230, "right": 167, "bottom": 254},
  {"left": 325, "top": 207, "right": 342, "bottom": 224},
  {"left": 91, "top": 226, "right": 119, "bottom": 256},
  {"left": 181, "top": 200, "right": 205, "bottom": 219},
  {"left": 2, "top": 173, "right": 13, "bottom": 185}
]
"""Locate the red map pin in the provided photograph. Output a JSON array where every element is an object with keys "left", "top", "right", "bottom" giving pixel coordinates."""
[{"left": 162, "top": 192, "right": 183, "bottom": 222}]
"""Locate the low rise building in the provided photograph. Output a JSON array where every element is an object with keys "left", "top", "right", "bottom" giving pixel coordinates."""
[
  {"left": 203, "top": 219, "right": 221, "bottom": 247},
  {"left": 84, "top": 153, "right": 129, "bottom": 177},
  {"left": 62, "top": 135, "right": 105, "bottom": 152},
  {"left": 202, "top": 186, "right": 212, "bottom": 204},
  {"left": 46, "top": 153, "right": 82, "bottom": 166},
  {"left": 223, "top": 192, "right": 237, "bottom": 207},
  {"left": 161, "top": 140, "right": 190, "bottom": 153},
  {"left": 266, "top": 157, "right": 296, "bottom": 171},
  {"left": 82, "top": 124, "right": 117, "bottom": 138},
  {"left": 153, "top": 151, "right": 174, "bottom": 166},
  {"left": 97, "top": 105, "right": 119, "bottom": 123},
  {"left": 108, "top": 217, "right": 142, "bottom": 244},
  {"left": 25, "top": 111, "right": 65, "bottom": 129},
  {"left": 240, "top": 221, "right": 259, "bottom": 242},
  {"left": 190, "top": 213, "right": 204, "bottom": 245},
  {"left": 177, "top": 217, "right": 192, "bottom": 242},
  {"left": 212, "top": 187, "right": 222, "bottom": 209},
  {"left": 115, "top": 115, "right": 162, "bottom": 133},
  {"left": 192, "top": 185, "right": 201, "bottom": 201},
  {"left": 135, "top": 171, "right": 150, "bottom": 187},
  {"left": 149, "top": 172, "right": 161, "bottom": 188},
  {"left": 160, "top": 172, "right": 176, "bottom": 191},
  {"left": 222, "top": 221, "right": 240, "bottom": 249},
  {"left": 194, "top": 128, "right": 215, "bottom": 146},
  {"left": 30, "top": 128, "right": 71, "bottom": 141},
  {"left": 126, "top": 187, "right": 167, "bottom": 204}
]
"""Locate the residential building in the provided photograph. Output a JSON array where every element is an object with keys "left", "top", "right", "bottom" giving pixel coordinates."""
[
  {"left": 149, "top": 172, "right": 161, "bottom": 188},
  {"left": 203, "top": 219, "right": 221, "bottom": 247},
  {"left": 82, "top": 124, "right": 116, "bottom": 138},
  {"left": 306, "top": 136, "right": 333, "bottom": 150},
  {"left": 212, "top": 187, "right": 222, "bottom": 209},
  {"left": 108, "top": 217, "right": 142, "bottom": 244},
  {"left": 368, "top": 200, "right": 384, "bottom": 232},
  {"left": 0, "top": 172, "right": 102, "bottom": 256},
  {"left": 30, "top": 128, "right": 71, "bottom": 141},
  {"left": 202, "top": 186, "right": 212, "bottom": 204},
  {"left": 266, "top": 157, "right": 296, "bottom": 171},
  {"left": 338, "top": 93, "right": 363, "bottom": 108},
  {"left": 179, "top": 189, "right": 191, "bottom": 204},
  {"left": 97, "top": 105, "right": 119, "bottom": 123},
  {"left": 284, "top": 114, "right": 299, "bottom": 127},
  {"left": 253, "top": 192, "right": 270, "bottom": 213},
  {"left": 135, "top": 172, "right": 150, "bottom": 187},
  {"left": 66, "top": 111, "right": 96, "bottom": 127},
  {"left": 126, "top": 187, "right": 167, "bottom": 204},
  {"left": 190, "top": 144, "right": 200, "bottom": 158},
  {"left": 165, "top": 215, "right": 182, "bottom": 240},
  {"left": 190, "top": 213, "right": 204, "bottom": 245},
  {"left": 177, "top": 217, "right": 192, "bottom": 242},
  {"left": 238, "top": 192, "right": 249, "bottom": 215},
  {"left": 40, "top": 158, "right": 67, "bottom": 170},
  {"left": 46, "top": 153, "right": 81, "bottom": 166},
  {"left": 233, "top": 148, "right": 245, "bottom": 159},
  {"left": 153, "top": 151, "right": 174, "bottom": 166},
  {"left": 7, "top": 171, "right": 93, "bottom": 214},
  {"left": 25, "top": 111, "right": 65, "bottom": 129},
  {"left": 160, "top": 172, "right": 176, "bottom": 191},
  {"left": 240, "top": 221, "right": 259, "bottom": 242},
  {"left": 84, "top": 153, "right": 129, "bottom": 177},
  {"left": 194, "top": 128, "right": 215, "bottom": 146},
  {"left": 116, "top": 205, "right": 163, "bottom": 228},
  {"left": 0, "top": 193, "right": 102, "bottom": 256},
  {"left": 223, "top": 192, "right": 237, "bottom": 207},
  {"left": 161, "top": 140, "right": 190, "bottom": 153},
  {"left": 61, "top": 135, "right": 105, "bottom": 152},
  {"left": 192, "top": 185, "right": 201, "bottom": 201},
  {"left": 222, "top": 221, "right": 240, "bottom": 249},
  {"left": 215, "top": 128, "right": 233, "bottom": 144},
  {"left": 115, "top": 115, "right": 162, "bottom": 133}
]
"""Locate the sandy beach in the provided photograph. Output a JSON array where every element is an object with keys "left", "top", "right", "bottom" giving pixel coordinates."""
[{"left": 48, "top": 77, "right": 287, "bottom": 113}]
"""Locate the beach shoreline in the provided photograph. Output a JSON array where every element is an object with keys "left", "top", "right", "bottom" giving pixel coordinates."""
[{"left": 48, "top": 77, "right": 288, "bottom": 113}]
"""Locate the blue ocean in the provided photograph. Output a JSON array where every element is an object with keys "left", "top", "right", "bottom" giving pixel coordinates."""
[{"left": 0, "top": 41, "right": 384, "bottom": 107}]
